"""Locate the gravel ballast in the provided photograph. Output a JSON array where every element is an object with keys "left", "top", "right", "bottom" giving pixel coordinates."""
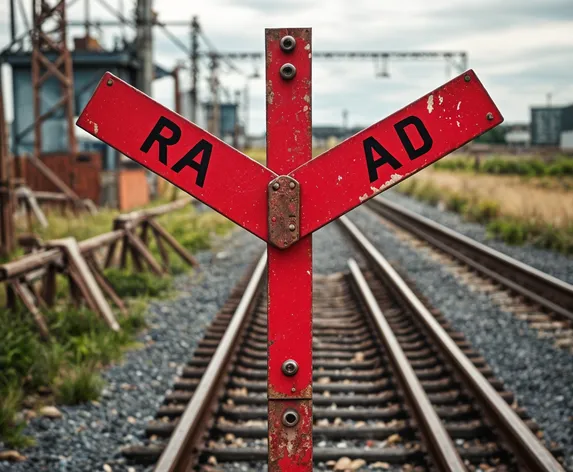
[
  {"left": 2, "top": 201, "right": 572, "bottom": 471},
  {"left": 382, "top": 190, "right": 573, "bottom": 284},
  {"left": 346, "top": 207, "right": 573, "bottom": 469}
]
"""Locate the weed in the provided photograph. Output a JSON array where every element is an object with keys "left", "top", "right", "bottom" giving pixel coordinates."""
[
  {"left": 28, "top": 343, "right": 67, "bottom": 389},
  {"left": 54, "top": 365, "right": 104, "bottom": 405},
  {"left": 104, "top": 268, "right": 172, "bottom": 298},
  {"left": 445, "top": 193, "right": 469, "bottom": 213},
  {"left": 0, "top": 383, "right": 34, "bottom": 448},
  {"left": 412, "top": 182, "right": 441, "bottom": 206},
  {"left": 464, "top": 199, "right": 501, "bottom": 224},
  {"left": 0, "top": 309, "right": 39, "bottom": 388},
  {"left": 487, "top": 220, "right": 528, "bottom": 245}
]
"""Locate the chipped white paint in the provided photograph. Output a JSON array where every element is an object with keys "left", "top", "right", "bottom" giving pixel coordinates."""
[
  {"left": 381, "top": 173, "right": 403, "bottom": 189},
  {"left": 456, "top": 121, "right": 460, "bottom": 127},
  {"left": 427, "top": 95, "right": 434, "bottom": 114},
  {"left": 337, "top": 175, "right": 342, "bottom": 182},
  {"left": 303, "top": 105, "right": 309, "bottom": 112},
  {"left": 304, "top": 44, "right": 310, "bottom": 50},
  {"left": 303, "top": 94, "right": 310, "bottom": 103},
  {"left": 308, "top": 53, "right": 312, "bottom": 58},
  {"left": 359, "top": 173, "right": 403, "bottom": 203},
  {"left": 457, "top": 101, "right": 461, "bottom": 111},
  {"left": 438, "top": 95, "right": 443, "bottom": 105},
  {"left": 87, "top": 119, "right": 99, "bottom": 135},
  {"left": 306, "top": 270, "right": 311, "bottom": 275}
]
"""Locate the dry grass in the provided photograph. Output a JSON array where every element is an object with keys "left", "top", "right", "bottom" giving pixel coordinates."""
[{"left": 408, "top": 170, "right": 573, "bottom": 229}]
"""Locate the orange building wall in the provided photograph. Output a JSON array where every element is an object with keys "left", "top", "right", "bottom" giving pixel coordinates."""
[{"left": 118, "top": 169, "right": 149, "bottom": 210}]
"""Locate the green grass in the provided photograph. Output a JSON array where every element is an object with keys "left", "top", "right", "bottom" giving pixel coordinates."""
[
  {"left": 396, "top": 178, "right": 573, "bottom": 255},
  {"left": 0, "top": 301, "right": 150, "bottom": 447},
  {"left": 434, "top": 155, "right": 573, "bottom": 177}
]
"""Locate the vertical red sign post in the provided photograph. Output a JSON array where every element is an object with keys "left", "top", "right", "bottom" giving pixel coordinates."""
[{"left": 266, "top": 29, "right": 313, "bottom": 471}]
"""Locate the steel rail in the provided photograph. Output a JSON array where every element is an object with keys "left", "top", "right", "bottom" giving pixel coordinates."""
[
  {"left": 339, "top": 215, "right": 565, "bottom": 472},
  {"left": 154, "top": 251, "right": 267, "bottom": 472},
  {"left": 348, "top": 258, "right": 466, "bottom": 471},
  {"left": 368, "top": 197, "right": 573, "bottom": 321}
]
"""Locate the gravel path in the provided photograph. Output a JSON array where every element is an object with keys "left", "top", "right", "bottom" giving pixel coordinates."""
[
  {"left": 346, "top": 207, "right": 573, "bottom": 470},
  {"left": 382, "top": 190, "right": 573, "bottom": 284},
  {"left": 0, "top": 228, "right": 263, "bottom": 472}
]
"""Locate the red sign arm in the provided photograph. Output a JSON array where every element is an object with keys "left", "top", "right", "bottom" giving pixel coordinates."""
[
  {"left": 76, "top": 72, "right": 277, "bottom": 241},
  {"left": 290, "top": 70, "right": 503, "bottom": 237}
]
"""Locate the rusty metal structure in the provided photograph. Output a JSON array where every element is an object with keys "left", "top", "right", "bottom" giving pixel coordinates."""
[
  {"left": 31, "top": 0, "right": 78, "bottom": 164},
  {"left": 0, "top": 74, "right": 15, "bottom": 256}
]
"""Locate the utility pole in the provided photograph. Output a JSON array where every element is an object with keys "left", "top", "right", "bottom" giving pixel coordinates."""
[
  {"left": 208, "top": 54, "right": 220, "bottom": 137},
  {"left": 233, "top": 90, "right": 240, "bottom": 149},
  {"left": 190, "top": 16, "right": 199, "bottom": 123},
  {"left": 0, "top": 73, "right": 15, "bottom": 256},
  {"left": 136, "top": 0, "right": 153, "bottom": 96},
  {"left": 9, "top": 0, "right": 16, "bottom": 42},
  {"left": 172, "top": 65, "right": 182, "bottom": 115}
]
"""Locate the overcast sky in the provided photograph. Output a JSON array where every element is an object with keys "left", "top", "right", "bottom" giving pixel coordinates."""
[{"left": 1, "top": 0, "right": 572, "bottom": 134}]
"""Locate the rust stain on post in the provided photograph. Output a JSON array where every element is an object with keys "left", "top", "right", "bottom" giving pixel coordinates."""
[{"left": 268, "top": 175, "right": 300, "bottom": 249}]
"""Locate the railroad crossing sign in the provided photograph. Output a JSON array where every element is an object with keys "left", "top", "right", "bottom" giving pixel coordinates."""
[{"left": 77, "top": 28, "right": 502, "bottom": 472}]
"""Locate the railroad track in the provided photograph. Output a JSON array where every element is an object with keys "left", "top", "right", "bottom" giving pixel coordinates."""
[
  {"left": 122, "top": 218, "right": 565, "bottom": 471},
  {"left": 366, "top": 197, "right": 573, "bottom": 352}
]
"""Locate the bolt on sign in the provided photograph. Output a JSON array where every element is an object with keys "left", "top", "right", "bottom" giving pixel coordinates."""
[{"left": 77, "top": 27, "right": 502, "bottom": 472}]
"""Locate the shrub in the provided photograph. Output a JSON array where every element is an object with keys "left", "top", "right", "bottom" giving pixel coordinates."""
[{"left": 54, "top": 366, "right": 103, "bottom": 405}]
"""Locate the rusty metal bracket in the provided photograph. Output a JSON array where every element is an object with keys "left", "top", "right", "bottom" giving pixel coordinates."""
[{"left": 268, "top": 175, "right": 300, "bottom": 249}]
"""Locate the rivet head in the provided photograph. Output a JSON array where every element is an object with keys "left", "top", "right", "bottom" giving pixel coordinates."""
[
  {"left": 282, "top": 408, "right": 300, "bottom": 427},
  {"left": 282, "top": 359, "right": 299, "bottom": 376},
  {"left": 288, "top": 224, "right": 296, "bottom": 232},
  {"left": 280, "top": 35, "right": 296, "bottom": 52},
  {"left": 464, "top": 75, "right": 471, "bottom": 82},
  {"left": 289, "top": 181, "right": 296, "bottom": 189},
  {"left": 271, "top": 216, "right": 277, "bottom": 223},
  {"left": 486, "top": 112, "right": 494, "bottom": 121},
  {"left": 106, "top": 78, "right": 114, "bottom": 86},
  {"left": 280, "top": 63, "right": 297, "bottom": 80},
  {"left": 272, "top": 182, "right": 280, "bottom": 190}
]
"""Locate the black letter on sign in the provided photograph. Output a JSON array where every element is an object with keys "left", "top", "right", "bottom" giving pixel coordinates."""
[
  {"left": 140, "top": 116, "right": 181, "bottom": 165},
  {"left": 171, "top": 139, "right": 212, "bottom": 188},
  {"left": 394, "top": 116, "right": 433, "bottom": 160},
  {"left": 363, "top": 137, "right": 403, "bottom": 183}
]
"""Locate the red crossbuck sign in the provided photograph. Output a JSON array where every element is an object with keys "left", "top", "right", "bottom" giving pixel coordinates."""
[{"left": 77, "top": 27, "right": 502, "bottom": 472}]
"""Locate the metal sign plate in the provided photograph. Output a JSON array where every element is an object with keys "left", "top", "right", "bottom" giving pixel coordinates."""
[
  {"left": 290, "top": 70, "right": 503, "bottom": 236},
  {"left": 76, "top": 72, "right": 276, "bottom": 241}
]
